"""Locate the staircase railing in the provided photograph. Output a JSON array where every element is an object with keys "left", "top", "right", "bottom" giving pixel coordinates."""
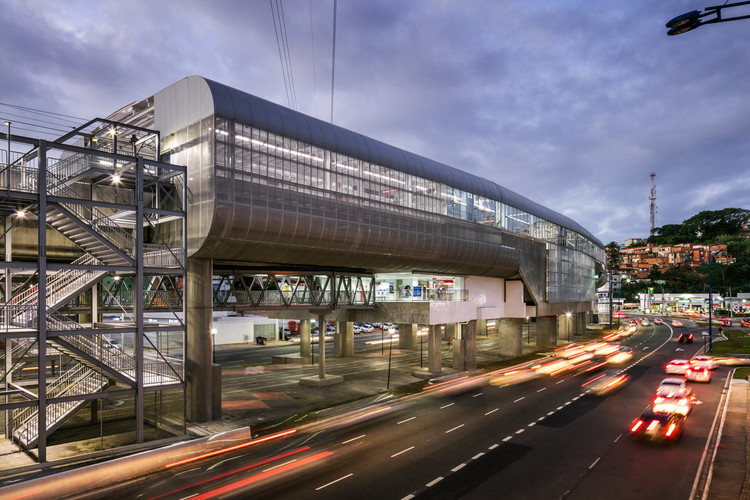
[
  {"left": 47, "top": 170, "right": 133, "bottom": 256},
  {"left": 11, "top": 363, "right": 107, "bottom": 447},
  {"left": 10, "top": 254, "right": 105, "bottom": 317}
]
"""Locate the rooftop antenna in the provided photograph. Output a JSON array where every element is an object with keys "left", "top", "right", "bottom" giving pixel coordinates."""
[{"left": 649, "top": 172, "right": 657, "bottom": 236}]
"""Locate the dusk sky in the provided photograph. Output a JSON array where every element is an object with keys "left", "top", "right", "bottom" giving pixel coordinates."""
[{"left": 2, "top": 0, "right": 749, "bottom": 245}]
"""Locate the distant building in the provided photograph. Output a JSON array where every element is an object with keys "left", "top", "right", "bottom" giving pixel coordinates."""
[
  {"left": 623, "top": 238, "right": 644, "bottom": 247},
  {"left": 619, "top": 243, "right": 734, "bottom": 280}
]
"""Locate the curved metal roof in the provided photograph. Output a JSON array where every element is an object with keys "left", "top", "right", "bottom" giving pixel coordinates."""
[{"left": 201, "top": 76, "right": 603, "bottom": 248}]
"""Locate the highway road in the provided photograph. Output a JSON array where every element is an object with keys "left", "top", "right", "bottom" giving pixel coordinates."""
[{"left": 71, "top": 319, "right": 728, "bottom": 499}]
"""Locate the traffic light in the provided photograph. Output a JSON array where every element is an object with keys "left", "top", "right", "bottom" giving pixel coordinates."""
[{"left": 649, "top": 287, "right": 654, "bottom": 295}]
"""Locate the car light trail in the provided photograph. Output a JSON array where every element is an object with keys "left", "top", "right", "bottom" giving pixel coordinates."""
[
  {"left": 164, "top": 429, "right": 297, "bottom": 468},
  {"left": 191, "top": 451, "right": 334, "bottom": 500},
  {"left": 151, "top": 447, "right": 311, "bottom": 500}
]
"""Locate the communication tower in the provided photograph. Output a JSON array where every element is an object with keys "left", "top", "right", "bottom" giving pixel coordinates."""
[{"left": 649, "top": 172, "right": 657, "bottom": 236}]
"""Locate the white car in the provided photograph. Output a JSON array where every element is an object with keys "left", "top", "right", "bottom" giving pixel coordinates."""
[
  {"left": 685, "top": 365, "right": 711, "bottom": 383},
  {"left": 360, "top": 323, "right": 374, "bottom": 333},
  {"left": 665, "top": 359, "right": 690, "bottom": 375},
  {"left": 691, "top": 355, "right": 717, "bottom": 370},
  {"left": 656, "top": 377, "right": 691, "bottom": 398}
]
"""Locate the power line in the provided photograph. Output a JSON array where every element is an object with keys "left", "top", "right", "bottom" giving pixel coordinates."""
[
  {"left": 269, "top": 0, "right": 298, "bottom": 110},
  {"left": 330, "top": 0, "right": 337, "bottom": 124},
  {"left": 309, "top": 0, "right": 318, "bottom": 117}
]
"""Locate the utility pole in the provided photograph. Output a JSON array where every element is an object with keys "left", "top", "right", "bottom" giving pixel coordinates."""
[{"left": 649, "top": 172, "right": 657, "bottom": 237}]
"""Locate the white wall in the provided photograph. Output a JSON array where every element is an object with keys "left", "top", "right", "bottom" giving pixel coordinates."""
[
  {"left": 429, "top": 276, "right": 525, "bottom": 324},
  {"left": 211, "top": 315, "right": 280, "bottom": 345}
]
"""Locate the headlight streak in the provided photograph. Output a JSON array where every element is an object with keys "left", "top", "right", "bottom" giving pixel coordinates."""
[
  {"left": 190, "top": 451, "right": 334, "bottom": 500},
  {"left": 150, "top": 446, "right": 311, "bottom": 500},
  {"left": 164, "top": 429, "right": 297, "bottom": 469}
]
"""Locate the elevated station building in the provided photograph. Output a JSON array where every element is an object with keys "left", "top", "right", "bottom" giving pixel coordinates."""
[{"left": 0, "top": 75, "right": 605, "bottom": 463}]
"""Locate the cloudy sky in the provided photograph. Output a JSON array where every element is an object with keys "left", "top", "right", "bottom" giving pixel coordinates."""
[{"left": 2, "top": 0, "right": 749, "bottom": 245}]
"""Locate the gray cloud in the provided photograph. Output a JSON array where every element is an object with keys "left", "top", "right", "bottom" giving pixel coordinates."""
[{"left": 2, "top": 0, "right": 748, "bottom": 244}]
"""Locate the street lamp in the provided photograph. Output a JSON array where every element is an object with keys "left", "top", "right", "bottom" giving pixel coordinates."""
[
  {"left": 666, "top": 1, "right": 750, "bottom": 35},
  {"left": 707, "top": 249, "right": 719, "bottom": 353}
]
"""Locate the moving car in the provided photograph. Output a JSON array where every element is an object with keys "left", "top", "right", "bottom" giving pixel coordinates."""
[
  {"left": 671, "top": 320, "right": 684, "bottom": 327},
  {"left": 719, "top": 319, "right": 731, "bottom": 327},
  {"left": 685, "top": 365, "right": 711, "bottom": 383},
  {"left": 581, "top": 370, "right": 630, "bottom": 396},
  {"left": 678, "top": 332, "right": 693, "bottom": 344},
  {"left": 665, "top": 359, "right": 691, "bottom": 375},
  {"left": 690, "top": 355, "right": 717, "bottom": 370},
  {"left": 653, "top": 318, "right": 664, "bottom": 324},
  {"left": 608, "top": 346, "right": 634, "bottom": 364},
  {"left": 740, "top": 319, "right": 750, "bottom": 328},
  {"left": 656, "top": 377, "right": 691, "bottom": 398},
  {"left": 652, "top": 395, "right": 692, "bottom": 416},
  {"left": 630, "top": 408, "right": 685, "bottom": 443},
  {"left": 641, "top": 319, "right": 651, "bottom": 326}
]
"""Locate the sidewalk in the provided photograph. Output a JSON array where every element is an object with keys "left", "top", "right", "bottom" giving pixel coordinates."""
[{"left": 705, "top": 377, "right": 749, "bottom": 499}]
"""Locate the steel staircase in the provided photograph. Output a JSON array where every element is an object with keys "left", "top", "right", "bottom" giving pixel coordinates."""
[{"left": 10, "top": 363, "right": 108, "bottom": 449}]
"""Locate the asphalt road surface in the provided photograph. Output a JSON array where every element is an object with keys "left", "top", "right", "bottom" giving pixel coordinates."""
[{"left": 72, "top": 321, "right": 727, "bottom": 499}]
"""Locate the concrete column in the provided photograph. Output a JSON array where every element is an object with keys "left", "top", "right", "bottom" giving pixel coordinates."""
[
  {"left": 559, "top": 314, "right": 574, "bottom": 342},
  {"left": 451, "top": 323, "right": 464, "bottom": 371},
  {"left": 536, "top": 315, "right": 558, "bottom": 348},
  {"left": 464, "top": 321, "right": 477, "bottom": 370},
  {"left": 476, "top": 319, "right": 487, "bottom": 338},
  {"left": 187, "top": 257, "right": 213, "bottom": 423},
  {"left": 398, "top": 323, "right": 418, "bottom": 349},
  {"left": 342, "top": 322, "right": 354, "bottom": 357},
  {"left": 334, "top": 322, "right": 342, "bottom": 358},
  {"left": 576, "top": 312, "right": 587, "bottom": 337},
  {"left": 428, "top": 324, "right": 442, "bottom": 376},
  {"left": 497, "top": 318, "right": 523, "bottom": 356},
  {"left": 317, "top": 313, "right": 326, "bottom": 378},
  {"left": 300, "top": 319, "right": 311, "bottom": 358}
]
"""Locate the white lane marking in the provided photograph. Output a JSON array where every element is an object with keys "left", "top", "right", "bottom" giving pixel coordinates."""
[
  {"left": 473, "top": 393, "right": 483, "bottom": 398},
  {"left": 452, "top": 463, "right": 466, "bottom": 472},
  {"left": 397, "top": 417, "right": 416, "bottom": 425},
  {"left": 472, "top": 452, "right": 485, "bottom": 460},
  {"left": 391, "top": 446, "right": 415, "bottom": 458},
  {"left": 537, "top": 416, "right": 546, "bottom": 421},
  {"left": 485, "top": 408, "right": 499, "bottom": 416},
  {"left": 547, "top": 411, "right": 555, "bottom": 416},
  {"left": 527, "top": 422, "right": 536, "bottom": 427},
  {"left": 426, "top": 477, "right": 444, "bottom": 487},
  {"left": 557, "top": 406, "right": 564, "bottom": 410},
  {"left": 502, "top": 435, "right": 513, "bottom": 442},
  {"left": 564, "top": 401, "right": 572, "bottom": 406},
  {"left": 316, "top": 472, "right": 354, "bottom": 491},
  {"left": 514, "top": 397, "right": 525, "bottom": 403},
  {"left": 489, "top": 443, "right": 499, "bottom": 450},
  {"left": 440, "top": 403, "right": 455, "bottom": 409},
  {"left": 446, "top": 424, "right": 465, "bottom": 433},
  {"left": 589, "top": 457, "right": 600, "bottom": 469},
  {"left": 537, "top": 387, "right": 547, "bottom": 392},
  {"left": 515, "top": 428, "right": 525, "bottom": 434},
  {"left": 263, "top": 459, "right": 297, "bottom": 472},
  {"left": 572, "top": 396, "right": 580, "bottom": 401},
  {"left": 401, "top": 495, "right": 415, "bottom": 500},
  {"left": 614, "top": 433, "right": 622, "bottom": 443},
  {"left": 556, "top": 379, "right": 566, "bottom": 384},
  {"left": 342, "top": 434, "right": 366, "bottom": 444}
]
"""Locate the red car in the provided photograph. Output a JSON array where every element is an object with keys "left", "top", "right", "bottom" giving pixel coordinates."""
[{"left": 719, "top": 319, "right": 731, "bottom": 327}]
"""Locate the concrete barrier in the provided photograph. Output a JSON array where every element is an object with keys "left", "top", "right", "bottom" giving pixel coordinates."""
[{"left": 0, "top": 427, "right": 252, "bottom": 500}]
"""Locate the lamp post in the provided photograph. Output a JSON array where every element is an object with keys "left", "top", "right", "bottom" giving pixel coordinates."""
[
  {"left": 666, "top": 1, "right": 750, "bottom": 35},
  {"left": 707, "top": 249, "right": 718, "bottom": 353}
]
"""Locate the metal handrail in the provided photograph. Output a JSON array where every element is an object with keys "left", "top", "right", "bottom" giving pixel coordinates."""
[
  {"left": 11, "top": 363, "right": 107, "bottom": 445},
  {"left": 46, "top": 168, "right": 134, "bottom": 255}
]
